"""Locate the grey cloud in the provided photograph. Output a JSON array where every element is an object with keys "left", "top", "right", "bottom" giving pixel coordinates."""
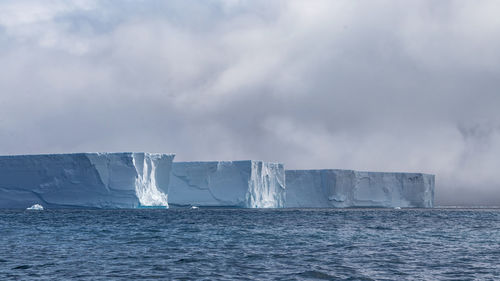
[{"left": 1, "top": 0, "right": 500, "bottom": 205}]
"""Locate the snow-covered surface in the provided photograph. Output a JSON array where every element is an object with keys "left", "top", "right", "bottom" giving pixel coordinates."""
[
  {"left": 168, "top": 161, "right": 285, "bottom": 208},
  {"left": 285, "top": 170, "right": 435, "bottom": 208},
  {"left": 0, "top": 153, "right": 174, "bottom": 209},
  {"left": 26, "top": 204, "right": 44, "bottom": 210}
]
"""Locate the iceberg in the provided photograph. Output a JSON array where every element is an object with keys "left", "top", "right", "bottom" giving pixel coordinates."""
[
  {"left": 168, "top": 161, "right": 285, "bottom": 208},
  {"left": 0, "top": 153, "right": 174, "bottom": 209},
  {"left": 0, "top": 152, "right": 435, "bottom": 209},
  {"left": 26, "top": 204, "right": 44, "bottom": 210},
  {"left": 285, "top": 169, "right": 434, "bottom": 208}
]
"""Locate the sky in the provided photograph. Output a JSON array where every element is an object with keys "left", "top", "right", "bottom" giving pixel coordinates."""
[{"left": 0, "top": 0, "right": 499, "bottom": 205}]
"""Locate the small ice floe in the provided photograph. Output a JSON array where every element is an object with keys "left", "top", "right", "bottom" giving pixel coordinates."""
[
  {"left": 394, "top": 207, "right": 401, "bottom": 210},
  {"left": 190, "top": 206, "right": 199, "bottom": 210},
  {"left": 26, "top": 204, "right": 44, "bottom": 211}
]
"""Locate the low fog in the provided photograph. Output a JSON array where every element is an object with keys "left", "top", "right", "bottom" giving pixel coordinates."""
[{"left": 1, "top": 0, "right": 499, "bottom": 205}]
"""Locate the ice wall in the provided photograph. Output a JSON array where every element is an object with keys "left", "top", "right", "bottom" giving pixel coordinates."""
[
  {"left": 285, "top": 170, "right": 434, "bottom": 208},
  {"left": 132, "top": 153, "right": 172, "bottom": 207},
  {"left": 0, "top": 152, "right": 435, "bottom": 209},
  {"left": 168, "top": 161, "right": 285, "bottom": 208},
  {"left": 0, "top": 153, "right": 174, "bottom": 209}
]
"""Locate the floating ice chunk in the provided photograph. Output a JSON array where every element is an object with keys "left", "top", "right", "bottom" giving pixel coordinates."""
[{"left": 26, "top": 204, "right": 44, "bottom": 210}]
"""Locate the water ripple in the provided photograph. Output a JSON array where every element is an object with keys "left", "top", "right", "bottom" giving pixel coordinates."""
[{"left": 0, "top": 208, "right": 499, "bottom": 280}]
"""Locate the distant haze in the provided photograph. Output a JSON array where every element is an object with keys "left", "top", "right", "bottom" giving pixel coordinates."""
[{"left": 1, "top": 0, "right": 499, "bottom": 205}]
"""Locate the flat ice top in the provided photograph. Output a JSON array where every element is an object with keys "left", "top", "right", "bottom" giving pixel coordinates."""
[
  {"left": 285, "top": 169, "right": 434, "bottom": 177},
  {"left": 0, "top": 152, "right": 175, "bottom": 157},
  {"left": 174, "top": 160, "right": 283, "bottom": 165}
]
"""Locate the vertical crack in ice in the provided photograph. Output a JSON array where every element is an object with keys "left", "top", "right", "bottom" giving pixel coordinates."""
[
  {"left": 247, "top": 162, "right": 285, "bottom": 208},
  {"left": 86, "top": 153, "right": 111, "bottom": 192},
  {"left": 133, "top": 153, "right": 169, "bottom": 208},
  {"left": 208, "top": 162, "right": 244, "bottom": 206}
]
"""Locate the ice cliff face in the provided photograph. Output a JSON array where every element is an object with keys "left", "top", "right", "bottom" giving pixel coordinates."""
[
  {"left": 0, "top": 153, "right": 174, "bottom": 209},
  {"left": 285, "top": 170, "right": 434, "bottom": 208},
  {"left": 132, "top": 153, "right": 172, "bottom": 207},
  {"left": 0, "top": 152, "right": 435, "bottom": 209},
  {"left": 168, "top": 161, "right": 285, "bottom": 208}
]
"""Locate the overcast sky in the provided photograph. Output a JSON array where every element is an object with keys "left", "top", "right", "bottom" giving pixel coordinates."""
[{"left": 1, "top": 0, "right": 499, "bottom": 205}]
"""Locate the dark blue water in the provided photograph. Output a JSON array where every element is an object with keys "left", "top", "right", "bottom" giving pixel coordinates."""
[{"left": 1, "top": 209, "right": 499, "bottom": 280}]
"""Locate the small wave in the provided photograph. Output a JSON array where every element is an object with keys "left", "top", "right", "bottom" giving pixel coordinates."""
[
  {"left": 366, "top": 226, "right": 393, "bottom": 231},
  {"left": 175, "top": 258, "right": 199, "bottom": 264},
  {"left": 298, "top": 270, "right": 336, "bottom": 280},
  {"left": 12, "top": 265, "right": 31, "bottom": 270}
]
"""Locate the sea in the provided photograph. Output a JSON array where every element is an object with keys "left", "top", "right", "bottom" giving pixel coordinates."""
[{"left": 1, "top": 208, "right": 499, "bottom": 280}]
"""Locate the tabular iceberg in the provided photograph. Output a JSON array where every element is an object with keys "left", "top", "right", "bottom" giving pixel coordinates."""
[
  {"left": 168, "top": 161, "right": 285, "bottom": 208},
  {"left": 285, "top": 169, "right": 434, "bottom": 208},
  {"left": 0, "top": 153, "right": 174, "bottom": 209},
  {"left": 0, "top": 152, "right": 435, "bottom": 209}
]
